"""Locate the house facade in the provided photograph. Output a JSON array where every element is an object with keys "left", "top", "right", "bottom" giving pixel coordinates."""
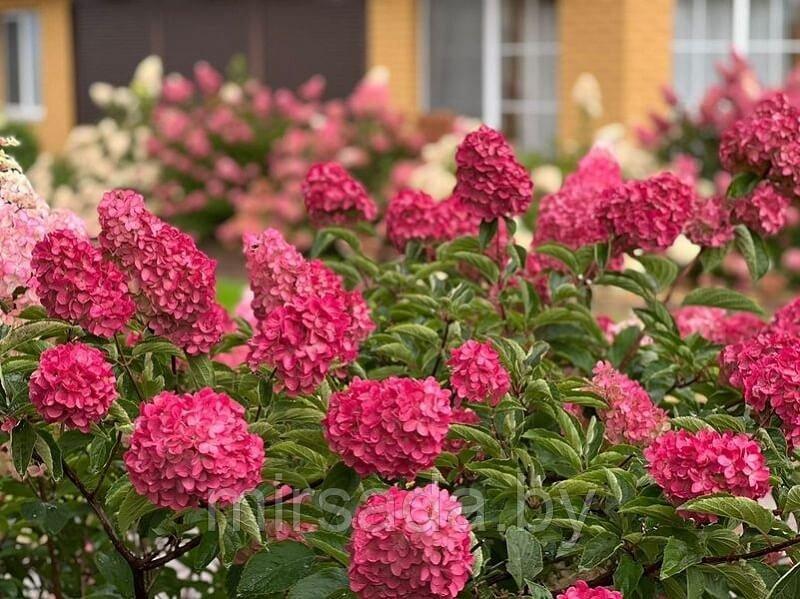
[{"left": 1, "top": 0, "right": 798, "bottom": 153}]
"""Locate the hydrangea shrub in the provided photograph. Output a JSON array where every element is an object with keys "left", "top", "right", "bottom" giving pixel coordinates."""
[{"left": 5, "top": 106, "right": 800, "bottom": 599}]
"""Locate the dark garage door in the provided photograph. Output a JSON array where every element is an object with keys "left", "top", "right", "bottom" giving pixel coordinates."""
[{"left": 72, "top": 0, "right": 366, "bottom": 122}]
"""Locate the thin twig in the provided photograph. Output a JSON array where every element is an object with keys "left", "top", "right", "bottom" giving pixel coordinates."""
[
  {"left": 430, "top": 319, "right": 451, "bottom": 377},
  {"left": 114, "top": 335, "right": 145, "bottom": 402}
]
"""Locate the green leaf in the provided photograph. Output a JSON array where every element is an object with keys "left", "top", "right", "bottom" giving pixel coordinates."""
[
  {"left": 783, "top": 486, "right": 800, "bottom": 513},
  {"left": 525, "top": 433, "right": 582, "bottom": 477},
  {"left": 11, "top": 420, "right": 35, "bottom": 476},
  {"left": 682, "top": 287, "right": 764, "bottom": 315},
  {"left": 186, "top": 355, "right": 215, "bottom": 389},
  {"left": 580, "top": 531, "right": 621, "bottom": 570},
  {"left": 679, "top": 495, "right": 775, "bottom": 533},
  {"left": 769, "top": 560, "right": 800, "bottom": 598},
  {"left": 534, "top": 243, "right": 579, "bottom": 273},
  {"left": 506, "top": 526, "right": 543, "bottom": 589},
  {"left": 304, "top": 530, "right": 350, "bottom": 566},
  {"left": 660, "top": 537, "right": 703, "bottom": 579},
  {"left": 237, "top": 541, "right": 316, "bottom": 597},
  {"left": 699, "top": 245, "right": 729, "bottom": 272},
  {"left": 614, "top": 554, "right": 643, "bottom": 596},
  {"left": 35, "top": 430, "right": 62, "bottom": 481},
  {"left": 702, "top": 563, "right": 767, "bottom": 599},
  {"left": 287, "top": 568, "right": 349, "bottom": 599},
  {"left": 234, "top": 499, "right": 262, "bottom": 544},
  {"left": 0, "top": 320, "right": 72, "bottom": 356},
  {"left": 479, "top": 219, "right": 498, "bottom": 249},
  {"left": 117, "top": 488, "right": 157, "bottom": 533},
  {"left": 727, "top": 171, "right": 761, "bottom": 198},
  {"left": 637, "top": 255, "right": 679, "bottom": 291},
  {"left": 95, "top": 552, "right": 133, "bottom": 596},
  {"left": 448, "top": 424, "right": 503, "bottom": 458},
  {"left": 734, "top": 225, "right": 770, "bottom": 281},
  {"left": 131, "top": 338, "right": 185, "bottom": 359},
  {"left": 452, "top": 251, "right": 499, "bottom": 283},
  {"left": 387, "top": 323, "right": 441, "bottom": 347}
]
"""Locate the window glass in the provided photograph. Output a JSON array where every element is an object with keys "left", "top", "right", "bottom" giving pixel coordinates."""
[{"left": 2, "top": 10, "right": 43, "bottom": 119}]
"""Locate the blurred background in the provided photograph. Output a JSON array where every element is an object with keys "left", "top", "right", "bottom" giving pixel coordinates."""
[{"left": 3, "top": 0, "right": 800, "bottom": 308}]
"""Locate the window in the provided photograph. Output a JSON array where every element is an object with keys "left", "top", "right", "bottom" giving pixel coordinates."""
[
  {"left": 422, "top": 0, "right": 558, "bottom": 154},
  {"left": 2, "top": 10, "right": 43, "bottom": 121},
  {"left": 674, "top": 0, "right": 800, "bottom": 105}
]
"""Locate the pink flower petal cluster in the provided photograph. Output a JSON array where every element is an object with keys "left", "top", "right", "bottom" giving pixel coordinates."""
[
  {"left": 732, "top": 181, "right": 790, "bottom": 236},
  {"left": 535, "top": 148, "right": 622, "bottom": 250},
  {"left": 244, "top": 229, "right": 373, "bottom": 394},
  {"left": 598, "top": 172, "right": 695, "bottom": 253},
  {"left": 770, "top": 296, "right": 800, "bottom": 337},
  {"left": 447, "top": 340, "right": 511, "bottom": 406},
  {"left": 385, "top": 188, "right": 443, "bottom": 252},
  {"left": 323, "top": 377, "right": 452, "bottom": 479},
  {"left": 98, "top": 189, "right": 229, "bottom": 354},
  {"left": 557, "top": 581, "right": 622, "bottom": 599},
  {"left": 29, "top": 342, "right": 117, "bottom": 433},
  {"left": 719, "top": 94, "right": 800, "bottom": 198},
  {"left": 301, "top": 162, "right": 377, "bottom": 226},
  {"left": 124, "top": 388, "right": 264, "bottom": 510},
  {"left": 31, "top": 229, "right": 134, "bottom": 337},
  {"left": 644, "top": 429, "right": 771, "bottom": 506},
  {"left": 684, "top": 195, "right": 734, "bottom": 247},
  {"left": 348, "top": 484, "right": 473, "bottom": 598},
  {"left": 437, "top": 194, "right": 482, "bottom": 239},
  {"left": 454, "top": 125, "right": 533, "bottom": 220},
  {"left": 674, "top": 306, "right": 764, "bottom": 345},
  {"left": 591, "top": 361, "right": 670, "bottom": 446}
]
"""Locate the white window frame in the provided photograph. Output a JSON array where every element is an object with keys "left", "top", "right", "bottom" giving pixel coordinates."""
[{"left": 2, "top": 10, "right": 44, "bottom": 122}]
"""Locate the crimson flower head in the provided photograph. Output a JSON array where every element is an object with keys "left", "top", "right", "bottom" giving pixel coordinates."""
[
  {"left": 732, "top": 181, "right": 790, "bottom": 236},
  {"left": 447, "top": 340, "right": 511, "bottom": 406},
  {"left": 98, "top": 189, "right": 229, "bottom": 354},
  {"left": 719, "top": 93, "right": 800, "bottom": 198},
  {"left": 684, "top": 195, "right": 734, "bottom": 248},
  {"left": 385, "top": 188, "right": 442, "bottom": 252},
  {"left": 301, "top": 162, "right": 377, "bottom": 226},
  {"left": 29, "top": 342, "right": 117, "bottom": 433},
  {"left": 557, "top": 581, "right": 623, "bottom": 599},
  {"left": 348, "top": 484, "right": 473, "bottom": 598},
  {"left": 323, "top": 377, "right": 452, "bottom": 479},
  {"left": 454, "top": 125, "right": 533, "bottom": 219},
  {"left": 674, "top": 306, "right": 764, "bottom": 345},
  {"left": 31, "top": 229, "right": 134, "bottom": 337},
  {"left": 644, "top": 429, "right": 771, "bottom": 509},
  {"left": 124, "top": 388, "right": 264, "bottom": 510},
  {"left": 591, "top": 361, "right": 669, "bottom": 446},
  {"left": 598, "top": 172, "right": 695, "bottom": 253}
]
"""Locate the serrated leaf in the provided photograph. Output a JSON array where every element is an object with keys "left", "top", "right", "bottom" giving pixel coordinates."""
[
  {"left": 580, "top": 531, "right": 621, "bottom": 570},
  {"left": 234, "top": 499, "right": 261, "bottom": 544},
  {"left": 479, "top": 219, "right": 498, "bottom": 249},
  {"left": 679, "top": 495, "right": 775, "bottom": 533},
  {"left": 783, "top": 486, "right": 800, "bottom": 513},
  {"left": 237, "top": 541, "right": 316, "bottom": 597},
  {"left": 388, "top": 323, "right": 441, "bottom": 347},
  {"left": 0, "top": 320, "right": 72, "bottom": 356},
  {"left": 734, "top": 225, "right": 770, "bottom": 281},
  {"left": 186, "top": 354, "right": 215, "bottom": 389},
  {"left": 660, "top": 537, "right": 703, "bottom": 579},
  {"left": 131, "top": 338, "right": 185, "bottom": 359},
  {"left": 703, "top": 563, "right": 767, "bottom": 599},
  {"left": 11, "top": 420, "right": 35, "bottom": 476},
  {"left": 682, "top": 287, "right": 764, "bottom": 315},
  {"left": 534, "top": 243, "right": 579, "bottom": 273},
  {"left": 452, "top": 251, "right": 499, "bottom": 283},
  {"left": 448, "top": 424, "right": 503, "bottom": 458},
  {"left": 506, "top": 526, "right": 543, "bottom": 589},
  {"left": 638, "top": 255, "right": 679, "bottom": 291},
  {"left": 287, "top": 568, "right": 349, "bottom": 599},
  {"left": 769, "top": 560, "right": 800, "bottom": 598},
  {"left": 727, "top": 171, "right": 761, "bottom": 198},
  {"left": 614, "top": 554, "right": 643, "bottom": 596},
  {"left": 117, "top": 488, "right": 157, "bottom": 533}
]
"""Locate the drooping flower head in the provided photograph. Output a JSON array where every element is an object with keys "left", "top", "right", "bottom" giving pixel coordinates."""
[
  {"left": 598, "top": 172, "right": 695, "bottom": 253},
  {"left": 98, "top": 189, "right": 229, "bottom": 354},
  {"left": 644, "top": 429, "right": 771, "bottom": 508},
  {"left": 591, "top": 361, "right": 670, "bottom": 446},
  {"left": 29, "top": 343, "right": 117, "bottom": 433},
  {"left": 385, "top": 188, "right": 442, "bottom": 252},
  {"left": 557, "top": 580, "right": 623, "bottom": 599},
  {"left": 301, "top": 162, "right": 377, "bottom": 226},
  {"left": 447, "top": 340, "right": 511, "bottom": 406},
  {"left": 684, "top": 195, "right": 734, "bottom": 248},
  {"left": 324, "top": 377, "right": 452, "bottom": 479},
  {"left": 674, "top": 306, "right": 764, "bottom": 345},
  {"left": 31, "top": 229, "right": 134, "bottom": 337},
  {"left": 454, "top": 125, "right": 533, "bottom": 219},
  {"left": 719, "top": 94, "right": 800, "bottom": 198},
  {"left": 732, "top": 181, "right": 790, "bottom": 236},
  {"left": 124, "top": 388, "right": 264, "bottom": 510},
  {"left": 348, "top": 484, "right": 473, "bottom": 598}
]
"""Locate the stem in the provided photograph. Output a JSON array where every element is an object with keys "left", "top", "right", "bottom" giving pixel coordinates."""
[
  {"left": 132, "top": 570, "right": 148, "bottom": 599},
  {"left": 46, "top": 528, "right": 64, "bottom": 598},
  {"left": 430, "top": 319, "right": 451, "bottom": 377},
  {"left": 143, "top": 536, "right": 203, "bottom": 570},
  {"left": 92, "top": 432, "right": 122, "bottom": 498},
  {"left": 114, "top": 334, "right": 145, "bottom": 402}
]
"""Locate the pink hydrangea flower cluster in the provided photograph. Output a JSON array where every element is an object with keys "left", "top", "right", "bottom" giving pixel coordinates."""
[
  {"left": 535, "top": 148, "right": 622, "bottom": 251},
  {"left": 323, "top": 377, "right": 452, "bottom": 479},
  {"left": 732, "top": 181, "right": 790, "bottom": 236},
  {"left": 454, "top": 125, "right": 533, "bottom": 220},
  {"left": 447, "top": 340, "right": 511, "bottom": 406},
  {"left": 644, "top": 429, "right": 771, "bottom": 507},
  {"left": 124, "top": 388, "right": 264, "bottom": 510},
  {"left": 591, "top": 361, "right": 670, "bottom": 446},
  {"left": 98, "top": 189, "right": 229, "bottom": 354},
  {"left": 301, "top": 162, "right": 377, "bottom": 226},
  {"left": 557, "top": 581, "right": 622, "bottom": 599},
  {"left": 674, "top": 306, "right": 764, "bottom": 344},
  {"left": 719, "top": 94, "right": 800, "bottom": 198},
  {"left": 29, "top": 342, "right": 117, "bottom": 433},
  {"left": 684, "top": 195, "right": 734, "bottom": 247},
  {"left": 385, "top": 188, "right": 443, "bottom": 252},
  {"left": 348, "top": 484, "right": 473, "bottom": 598},
  {"left": 31, "top": 229, "right": 134, "bottom": 337},
  {"left": 770, "top": 296, "right": 800, "bottom": 337},
  {"left": 245, "top": 228, "right": 373, "bottom": 394},
  {"left": 598, "top": 172, "right": 695, "bottom": 253}
]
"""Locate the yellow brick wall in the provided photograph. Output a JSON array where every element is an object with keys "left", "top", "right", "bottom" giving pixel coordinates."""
[
  {"left": 558, "top": 0, "right": 674, "bottom": 145},
  {"left": 0, "top": 0, "right": 75, "bottom": 152},
  {"left": 366, "top": 0, "right": 419, "bottom": 115}
]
